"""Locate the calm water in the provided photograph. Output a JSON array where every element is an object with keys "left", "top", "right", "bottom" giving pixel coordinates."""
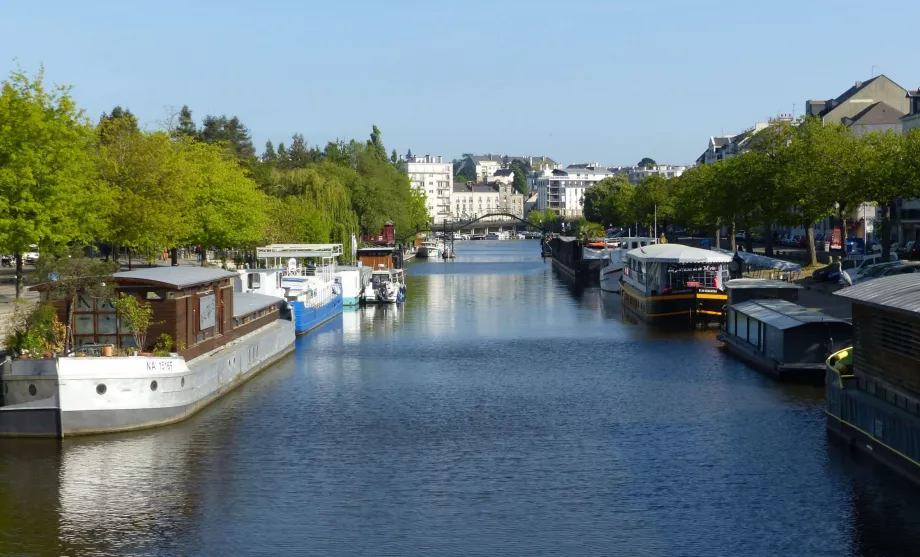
[{"left": 2, "top": 241, "right": 920, "bottom": 556}]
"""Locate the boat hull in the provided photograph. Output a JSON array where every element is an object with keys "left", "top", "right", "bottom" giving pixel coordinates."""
[
  {"left": 0, "top": 320, "right": 296, "bottom": 438},
  {"left": 291, "top": 292, "right": 343, "bottom": 335},
  {"left": 599, "top": 266, "right": 622, "bottom": 292},
  {"left": 343, "top": 296, "right": 360, "bottom": 306},
  {"left": 620, "top": 280, "right": 726, "bottom": 327},
  {"left": 717, "top": 332, "right": 825, "bottom": 383}
]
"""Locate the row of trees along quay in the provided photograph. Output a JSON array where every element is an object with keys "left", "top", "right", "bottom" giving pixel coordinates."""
[
  {"left": 578, "top": 118, "right": 920, "bottom": 266},
  {"left": 0, "top": 67, "right": 429, "bottom": 298}
]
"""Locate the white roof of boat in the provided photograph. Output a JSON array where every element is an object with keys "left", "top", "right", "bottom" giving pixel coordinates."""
[
  {"left": 725, "top": 278, "right": 802, "bottom": 290},
  {"left": 732, "top": 299, "right": 846, "bottom": 330},
  {"left": 627, "top": 243, "right": 733, "bottom": 264},
  {"left": 256, "top": 244, "right": 343, "bottom": 258}
]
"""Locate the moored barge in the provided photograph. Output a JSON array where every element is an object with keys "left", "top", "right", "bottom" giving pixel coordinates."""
[
  {"left": 826, "top": 274, "right": 920, "bottom": 484},
  {"left": 0, "top": 267, "right": 295, "bottom": 437},
  {"left": 619, "top": 244, "right": 732, "bottom": 326}
]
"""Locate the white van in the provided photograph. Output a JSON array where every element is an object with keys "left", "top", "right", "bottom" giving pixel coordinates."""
[{"left": 838, "top": 253, "right": 899, "bottom": 285}]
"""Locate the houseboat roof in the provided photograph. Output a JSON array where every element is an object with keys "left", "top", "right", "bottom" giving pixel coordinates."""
[
  {"left": 732, "top": 299, "right": 846, "bottom": 330},
  {"left": 725, "top": 278, "right": 802, "bottom": 290},
  {"left": 357, "top": 247, "right": 396, "bottom": 254},
  {"left": 113, "top": 267, "right": 237, "bottom": 289},
  {"left": 628, "top": 244, "right": 733, "bottom": 264},
  {"left": 256, "top": 244, "right": 343, "bottom": 259},
  {"left": 835, "top": 274, "right": 920, "bottom": 314},
  {"left": 232, "top": 292, "right": 284, "bottom": 318}
]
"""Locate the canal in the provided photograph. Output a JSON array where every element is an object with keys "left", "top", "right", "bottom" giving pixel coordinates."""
[{"left": 2, "top": 241, "right": 920, "bottom": 556}]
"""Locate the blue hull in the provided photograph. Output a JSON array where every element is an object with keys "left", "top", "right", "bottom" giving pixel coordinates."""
[
  {"left": 292, "top": 292, "right": 344, "bottom": 336},
  {"left": 343, "top": 296, "right": 360, "bottom": 306}
]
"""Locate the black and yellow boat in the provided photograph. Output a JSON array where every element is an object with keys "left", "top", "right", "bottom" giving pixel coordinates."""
[{"left": 618, "top": 244, "right": 733, "bottom": 327}]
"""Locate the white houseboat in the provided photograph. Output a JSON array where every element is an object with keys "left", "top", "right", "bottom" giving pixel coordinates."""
[
  {"left": 598, "top": 237, "right": 658, "bottom": 292},
  {"left": 0, "top": 267, "right": 295, "bottom": 437}
]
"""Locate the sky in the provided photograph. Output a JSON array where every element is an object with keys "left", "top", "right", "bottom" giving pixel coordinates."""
[{"left": 1, "top": 0, "right": 918, "bottom": 166}]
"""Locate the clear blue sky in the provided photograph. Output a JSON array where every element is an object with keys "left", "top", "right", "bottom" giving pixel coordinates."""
[{"left": 1, "top": 0, "right": 917, "bottom": 166}]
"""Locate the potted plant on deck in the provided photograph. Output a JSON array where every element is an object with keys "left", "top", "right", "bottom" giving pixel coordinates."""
[{"left": 113, "top": 293, "right": 162, "bottom": 355}]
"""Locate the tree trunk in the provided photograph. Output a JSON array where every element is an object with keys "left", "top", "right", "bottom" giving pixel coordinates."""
[
  {"left": 127, "top": 247, "right": 132, "bottom": 270},
  {"left": 65, "top": 294, "right": 75, "bottom": 354},
  {"left": 805, "top": 221, "right": 818, "bottom": 267},
  {"left": 730, "top": 221, "right": 737, "bottom": 252},
  {"left": 881, "top": 203, "right": 892, "bottom": 262},
  {"left": 714, "top": 221, "right": 721, "bottom": 250},
  {"left": 745, "top": 229, "right": 753, "bottom": 253},
  {"left": 764, "top": 222, "right": 774, "bottom": 257},
  {"left": 201, "top": 248, "right": 207, "bottom": 267},
  {"left": 14, "top": 252, "right": 22, "bottom": 300},
  {"left": 170, "top": 247, "right": 178, "bottom": 266}
]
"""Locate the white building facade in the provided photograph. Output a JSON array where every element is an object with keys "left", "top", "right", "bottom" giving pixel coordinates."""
[
  {"left": 535, "top": 166, "right": 614, "bottom": 218},
  {"left": 405, "top": 153, "right": 452, "bottom": 224},
  {"left": 451, "top": 183, "right": 524, "bottom": 221}
]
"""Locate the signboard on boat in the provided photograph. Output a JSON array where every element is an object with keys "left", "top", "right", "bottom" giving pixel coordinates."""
[{"left": 199, "top": 294, "right": 216, "bottom": 330}]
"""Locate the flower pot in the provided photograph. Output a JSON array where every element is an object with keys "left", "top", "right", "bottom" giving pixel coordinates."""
[
  {"left": 43, "top": 352, "right": 53, "bottom": 359},
  {"left": 140, "top": 351, "right": 153, "bottom": 357},
  {"left": 19, "top": 353, "right": 30, "bottom": 359},
  {"left": 102, "top": 345, "right": 114, "bottom": 357}
]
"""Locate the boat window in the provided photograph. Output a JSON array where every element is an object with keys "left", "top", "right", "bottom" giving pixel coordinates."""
[
  {"left": 248, "top": 273, "right": 261, "bottom": 289},
  {"left": 667, "top": 263, "right": 723, "bottom": 290},
  {"left": 146, "top": 290, "right": 164, "bottom": 301},
  {"left": 749, "top": 318, "right": 760, "bottom": 347},
  {"left": 737, "top": 313, "right": 748, "bottom": 342},
  {"left": 647, "top": 263, "right": 661, "bottom": 291},
  {"left": 727, "top": 309, "right": 735, "bottom": 334}
]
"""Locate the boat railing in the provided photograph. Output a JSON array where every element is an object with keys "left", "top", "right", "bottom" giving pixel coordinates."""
[{"left": 826, "top": 347, "right": 855, "bottom": 388}]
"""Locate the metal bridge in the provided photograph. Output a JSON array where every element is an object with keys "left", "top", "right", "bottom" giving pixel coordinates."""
[{"left": 428, "top": 213, "right": 548, "bottom": 235}]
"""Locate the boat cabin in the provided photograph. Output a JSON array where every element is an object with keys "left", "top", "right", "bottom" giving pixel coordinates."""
[
  {"left": 235, "top": 268, "right": 285, "bottom": 297},
  {"left": 724, "top": 278, "right": 802, "bottom": 305},
  {"left": 723, "top": 299, "right": 851, "bottom": 372},
  {"left": 358, "top": 247, "right": 404, "bottom": 270},
  {"left": 622, "top": 244, "right": 732, "bottom": 297},
  {"left": 37, "top": 267, "right": 285, "bottom": 359}
]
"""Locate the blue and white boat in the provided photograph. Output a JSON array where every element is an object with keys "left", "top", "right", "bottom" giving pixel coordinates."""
[
  {"left": 256, "top": 244, "right": 344, "bottom": 336},
  {"left": 335, "top": 266, "right": 371, "bottom": 306}
]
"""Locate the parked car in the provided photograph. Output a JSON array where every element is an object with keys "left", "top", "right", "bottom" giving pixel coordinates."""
[
  {"left": 735, "top": 231, "right": 746, "bottom": 241},
  {"left": 813, "top": 259, "right": 857, "bottom": 282},
  {"left": 22, "top": 251, "right": 40, "bottom": 264},
  {"left": 841, "top": 261, "right": 904, "bottom": 286},
  {"left": 898, "top": 240, "right": 916, "bottom": 259}
]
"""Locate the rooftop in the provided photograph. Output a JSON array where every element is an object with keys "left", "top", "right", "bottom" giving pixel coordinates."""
[
  {"left": 232, "top": 292, "right": 284, "bottom": 318},
  {"left": 113, "top": 267, "right": 237, "bottom": 290},
  {"left": 725, "top": 278, "right": 803, "bottom": 290},
  {"left": 732, "top": 299, "right": 846, "bottom": 330},
  {"left": 628, "top": 243, "right": 733, "bottom": 264},
  {"left": 835, "top": 274, "right": 920, "bottom": 314},
  {"left": 845, "top": 101, "right": 906, "bottom": 126}
]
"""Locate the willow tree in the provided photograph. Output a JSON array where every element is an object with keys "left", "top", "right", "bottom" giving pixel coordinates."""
[{"left": 0, "top": 67, "right": 103, "bottom": 297}]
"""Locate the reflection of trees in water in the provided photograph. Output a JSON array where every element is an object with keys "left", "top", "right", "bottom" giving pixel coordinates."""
[
  {"left": 0, "top": 440, "right": 65, "bottom": 556},
  {"left": 827, "top": 442, "right": 920, "bottom": 556}
]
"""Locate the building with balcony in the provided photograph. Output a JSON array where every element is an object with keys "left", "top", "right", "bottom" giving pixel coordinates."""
[
  {"left": 535, "top": 165, "right": 614, "bottom": 218},
  {"left": 405, "top": 153, "right": 452, "bottom": 224},
  {"left": 456, "top": 154, "right": 559, "bottom": 183}
]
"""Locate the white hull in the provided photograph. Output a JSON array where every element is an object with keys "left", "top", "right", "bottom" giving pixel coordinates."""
[
  {"left": 0, "top": 320, "right": 296, "bottom": 437},
  {"left": 600, "top": 267, "right": 623, "bottom": 292}
]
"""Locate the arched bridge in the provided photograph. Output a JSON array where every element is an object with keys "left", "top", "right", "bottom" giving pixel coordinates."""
[{"left": 428, "top": 213, "right": 549, "bottom": 235}]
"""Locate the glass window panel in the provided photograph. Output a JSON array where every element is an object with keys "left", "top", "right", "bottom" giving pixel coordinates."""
[
  {"left": 97, "top": 314, "right": 117, "bottom": 334},
  {"left": 76, "top": 294, "right": 94, "bottom": 312},
  {"left": 120, "top": 336, "right": 137, "bottom": 348},
  {"left": 75, "top": 336, "right": 95, "bottom": 346},
  {"left": 75, "top": 314, "right": 95, "bottom": 334},
  {"left": 749, "top": 319, "right": 760, "bottom": 347},
  {"left": 97, "top": 335, "right": 117, "bottom": 346},
  {"left": 728, "top": 309, "right": 735, "bottom": 334},
  {"left": 98, "top": 298, "right": 115, "bottom": 312},
  {"left": 737, "top": 314, "right": 748, "bottom": 342}
]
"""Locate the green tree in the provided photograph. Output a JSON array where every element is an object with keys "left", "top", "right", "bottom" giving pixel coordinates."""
[
  {"left": 0, "top": 67, "right": 104, "bottom": 297},
  {"left": 637, "top": 157, "right": 657, "bottom": 168},
  {"left": 199, "top": 114, "right": 256, "bottom": 164},
  {"left": 263, "top": 140, "right": 277, "bottom": 162},
  {"left": 629, "top": 175, "right": 673, "bottom": 233},
  {"left": 527, "top": 207, "right": 558, "bottom": 232},
  {"left": 583, "top": 175, "right": 634, "bottom": 227},
  {"left": 175, "top": 105, "right": 197, "bottom": 138},
  {"left": 508, "top": 160, "right": 531, "bottom": 194},
  {"left": 97, "top": 129, "right": 196, "bottom": 268},
  {"left": 183, "top": 141, "right": 269, "bottom": 259},
  {"left": 366, "top": 125, "right": 387, "bottom": 161}
]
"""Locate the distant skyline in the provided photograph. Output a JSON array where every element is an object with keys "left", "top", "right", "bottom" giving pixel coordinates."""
[{"left": 1, "top": 0, "right": 918, "bottom": 166}]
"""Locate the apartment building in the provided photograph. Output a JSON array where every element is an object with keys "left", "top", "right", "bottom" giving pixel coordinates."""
[{"left": 405, "top": 153, "right": 452, "bottom": 224}]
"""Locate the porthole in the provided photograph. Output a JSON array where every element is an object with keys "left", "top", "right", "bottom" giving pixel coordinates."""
[
  {"left": 28, "top": 384, "right": 36, "bottom": 396},
  {"left": 181, "top": 377, "right": 185, "bottom": 388},
  {"left": 150, "top": 380, "right": 158, "bottom": 392},
  {"left": 96, "top": 384, "right": 107, "bottom": 395}
]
